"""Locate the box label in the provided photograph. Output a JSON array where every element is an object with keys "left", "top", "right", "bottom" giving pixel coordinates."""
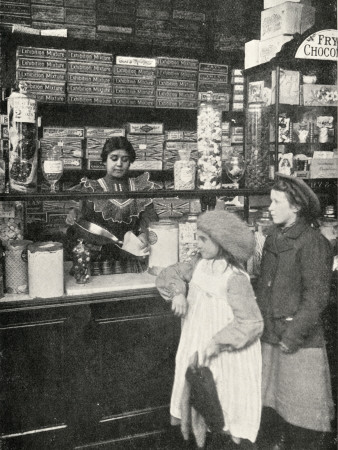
[
  {"left": 17, "top": 46, "right": 66, "bottom": 60},
  {"left": 17, "top": 69, "right": 67, "bottom": 82},
  {"left": 113, "top": 65, "right": 155, "bottom": 77},
  {"left": 156, "top": 78, "right": 197, "bottom": 90},
  {"left": 112, "top": 86, "right": 155, "bottom": 97},
  {"left": 68, "top": 84, "right": 112, "bottom": 94},
  {"left": 113, "top": 76, "right": 155, "bottom": 87},
  {"left": 17, "top": 58, "right": 67, "bottom": 71},
  {"left": 67, "top": 50, "right": 112, "bottom": 64},
  {"left": 67, "top": 73, "right": 112, "bottom": 84},
  {"left": 116, "top": 56, "right": 157, "bottom": 68}
]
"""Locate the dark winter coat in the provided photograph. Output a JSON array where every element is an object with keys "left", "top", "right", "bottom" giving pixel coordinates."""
[{"left": 256, "top": 219, "right": 333, "bottom": 352}]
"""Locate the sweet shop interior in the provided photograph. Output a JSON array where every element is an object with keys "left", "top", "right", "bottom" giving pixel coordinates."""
[{"left": 0, "top": 0, "right": 336, "bottom": 449}]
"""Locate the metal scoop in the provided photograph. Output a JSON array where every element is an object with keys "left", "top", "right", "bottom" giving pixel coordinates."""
[{"left": 74, "top": 219, "right": 123, "bottom": 247}]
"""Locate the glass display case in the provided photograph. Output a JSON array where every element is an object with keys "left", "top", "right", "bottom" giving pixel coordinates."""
[{"left": 245, "top": 29, "right": 337, "bottom": 196}]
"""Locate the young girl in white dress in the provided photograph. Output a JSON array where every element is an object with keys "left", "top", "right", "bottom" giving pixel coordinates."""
[{"left": 156, "top": 210, "right": 263, "bottom": 449}]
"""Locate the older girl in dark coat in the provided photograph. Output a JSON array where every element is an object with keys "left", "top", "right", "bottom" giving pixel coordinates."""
[{"left": 256, "top": 173, "right": 334, "bottom": 450}]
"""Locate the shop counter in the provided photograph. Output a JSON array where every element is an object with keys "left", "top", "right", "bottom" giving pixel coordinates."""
[{"left": 0, "top": 270, "right": 180, "bottom": 449}]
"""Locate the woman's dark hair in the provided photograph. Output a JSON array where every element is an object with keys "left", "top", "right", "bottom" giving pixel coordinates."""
[
  {"left": 101, "top": 136, "right": 136, "bottom": 163},
  {"left": 271, "top": 179, "right": 311, "bottom": 222}
]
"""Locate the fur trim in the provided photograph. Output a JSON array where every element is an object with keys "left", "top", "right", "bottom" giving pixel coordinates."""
[{"left": 197, "top": 210, "right": 254, "bottom": 263}]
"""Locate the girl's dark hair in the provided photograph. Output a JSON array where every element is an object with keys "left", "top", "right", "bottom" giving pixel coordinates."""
[
  {"left": 101, "top": 137, "right": 136, "bottom": 163},
  {"left": 271, "top": 179, "right": 311, "bottom": 222},
  {"left": 216, "top": 247, "right": 244, "bottom": 272}
]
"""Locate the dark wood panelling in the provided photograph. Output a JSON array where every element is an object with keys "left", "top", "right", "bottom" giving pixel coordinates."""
[{"left": 0, "top": 293, "right": 180, "bottom": 449}]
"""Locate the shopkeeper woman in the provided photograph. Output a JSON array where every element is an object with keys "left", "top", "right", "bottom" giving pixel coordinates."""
[{"left": 66, "top": 136, "right": 158, "bottom": 272}]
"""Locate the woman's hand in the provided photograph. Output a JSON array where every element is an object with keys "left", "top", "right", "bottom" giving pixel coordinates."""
[
  {"left": 65, "top": 207, "right": 79, "bottom": 226},
  {"left": 138, "top": 232, "right": 150, "bottom": 253},
  {"left": 171, "top": 294, "right": 188, "bottom": 318}
]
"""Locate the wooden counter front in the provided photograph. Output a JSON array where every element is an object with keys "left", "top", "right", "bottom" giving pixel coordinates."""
[{"left": 0, "top": 275, "right": 180, "bottom": 449}]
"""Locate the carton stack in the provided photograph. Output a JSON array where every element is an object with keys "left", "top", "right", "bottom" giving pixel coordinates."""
[
  {"left": 65, "top": 0, "right": 96, "bottom": 40},
  {"left": 126, "top": 123, "right": 164, "bottom": 171},
  {"left": 163, "top": 129, "right": 198, "bottom": 171},
  {"left": 170, "top": 0, "right": 207, "bottom": 51},
  {"left": 67, "top": 50, "right": 113, "bottom": 106},
  {"left": 85, "top": 127, "right": 125, "bottom": 170},
  {"left": 245, "top": 0, "right": 316, "bottom": 68},
  {"left": 135, "top": 0, "right": 172, "bottom": 46},
  {"left": 156, "top": 57, "right": 199, "bottom": 110},
  {"left": 211, "top": 0, "right": 247, "bottom": 52},
  {"left": 231, "top": 69, "right": 244, "bottom": 111},
  {"left": 16, "top": 46, "right": 67, "bottom": 104},
  {"left": 31, "top": 3, "right": 65, "bottom": 30},
  {"left": 96, "top": 0, "right": 135, "bottom": 43},
  {"left": 198, "top": 63, "right": 230, "bottom": 111},
  {"left": 0, "top": 0, "right": 31, "bottom": 30},
  {"left": 112, "top": 56, "right": 156, "bottom": 108},
  {"left": 40, "top": 127, "right": 85, "bottom": 172}
]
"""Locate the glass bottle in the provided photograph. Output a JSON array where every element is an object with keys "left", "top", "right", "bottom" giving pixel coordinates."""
[
  {"left": 197, "top": 91, "right": 222, "bottom": 189},
  {"left": 42, "top": 145, "right": 64, "bottom": 193},
  {"left": 72, "top": 239, "right": 91, "bottom": 284},
  {"left": 174, "top": 149, "right": 196, "bottom": 190},
  {"left": 178, "top": 213, "right": 198, "bottom": 262}
]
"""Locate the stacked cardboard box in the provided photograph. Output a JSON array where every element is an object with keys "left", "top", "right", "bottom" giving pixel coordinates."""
[
  {"left": 40, "top": 127, "right": 85, "bottom": 171},
  {"left": 156, "top": 57, "right": 198, "bottom": 110},
  {"left": 163, "top": 130, "right": 198, "bottom": 170},
  {"left": 31, "top": 3, "right": 65, "bottom": 29},
  {"left": 231, "top": 69, "right": 244, "bottom": 111},
  {"left": 67, "top": 50, "right": 113, "bottom": 106},
  {"left": 127, "top": 122, "right": 164, "bottom": 171},
  {"left": 170, "top": 8, "right": 206, "bottom": 51},
  {"left": 112, "top": 56, "right": 156, "bottom": 108},
  {"left": 96, "top": 0, "right": 135, "bottom": 43},
  {"left": 245, "top": 0, "right": 315, "bottom": 68},
  {"left": 64, "top": 0, "right": 96, "bottom": 40},
  {"left": 85, "top": 127, "right": 125, "bottom": 170},
  {"left": 16, "top": 46, "right": 67, "bottom": 103},
  {"left": 198, "top": 62, "right": 230, "bottom": 111},
  {"left": 135, "top": 0, "right": 172, "bottom": 46},
  {"left": 96, "top": 0, "right": 134, "bottom": 42},
  {"left": 0, "top": 0, "right": 31, "bottom": 30}
]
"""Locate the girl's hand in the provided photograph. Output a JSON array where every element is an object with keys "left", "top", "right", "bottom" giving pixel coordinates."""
[
  {"left": 171, "top": 294, "right": 188, "bottom": 317},
  {"left": 279, "top": 341, "right": 292, "bottom": 353},
  {"left": 66, "top": 208, "right": 79, "bottom": 226},
  {"left": 138, "top": 232, "right": 150, "bottom": 253},
  {"left": 201, "top": 339, "right": 221, "bottom": 364}
]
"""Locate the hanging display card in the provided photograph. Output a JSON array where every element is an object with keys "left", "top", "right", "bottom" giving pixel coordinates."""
[{"left": 295, "top": 29, "right": 338, "bottom": 61}]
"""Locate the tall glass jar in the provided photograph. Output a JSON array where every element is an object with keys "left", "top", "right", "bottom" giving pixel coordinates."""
[
  {"left": 245, "top": 103, "right": 270, "bottom": 188},
  {"left": 197, "top": 92, "right": 222, "bottom": 189},
  {"left": 7, "top": 81, "right": 38, "bottom": 193},
  {"left": 174, "top": 149, "right": 196, "bottom": 190}
]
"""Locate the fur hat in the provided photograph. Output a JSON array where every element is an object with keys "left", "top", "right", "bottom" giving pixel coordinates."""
[
  {"left": 274, "top": 173, "right": 321, "bottom": 220},
  {"left": 197, "top": 210, "right": 254, "bottom": 263}
]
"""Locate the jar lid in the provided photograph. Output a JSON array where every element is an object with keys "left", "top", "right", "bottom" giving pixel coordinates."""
[{"left": 28, "top": 241, "right": 63, "bottom": 253}]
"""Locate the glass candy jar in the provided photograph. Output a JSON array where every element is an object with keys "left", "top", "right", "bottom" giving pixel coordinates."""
[
  {"left": 72, "top": 239, "right": 91, "bottom": 284},
  {"left": 197, "top": 92, "right": 222, "bottom": 189},
  {"left": 174, "top": 149, "right": 196, "bottom": 190},
  {"left": 245, "top": 104, "right": 270, "bottom": 188},
  {"left": 7, "top": 81, "right": 38, "bottom": 193}
]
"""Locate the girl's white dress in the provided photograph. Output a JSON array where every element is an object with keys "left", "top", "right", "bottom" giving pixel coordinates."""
[{"left": 169, "top": 259, "right": 262, "bottom": 443}]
